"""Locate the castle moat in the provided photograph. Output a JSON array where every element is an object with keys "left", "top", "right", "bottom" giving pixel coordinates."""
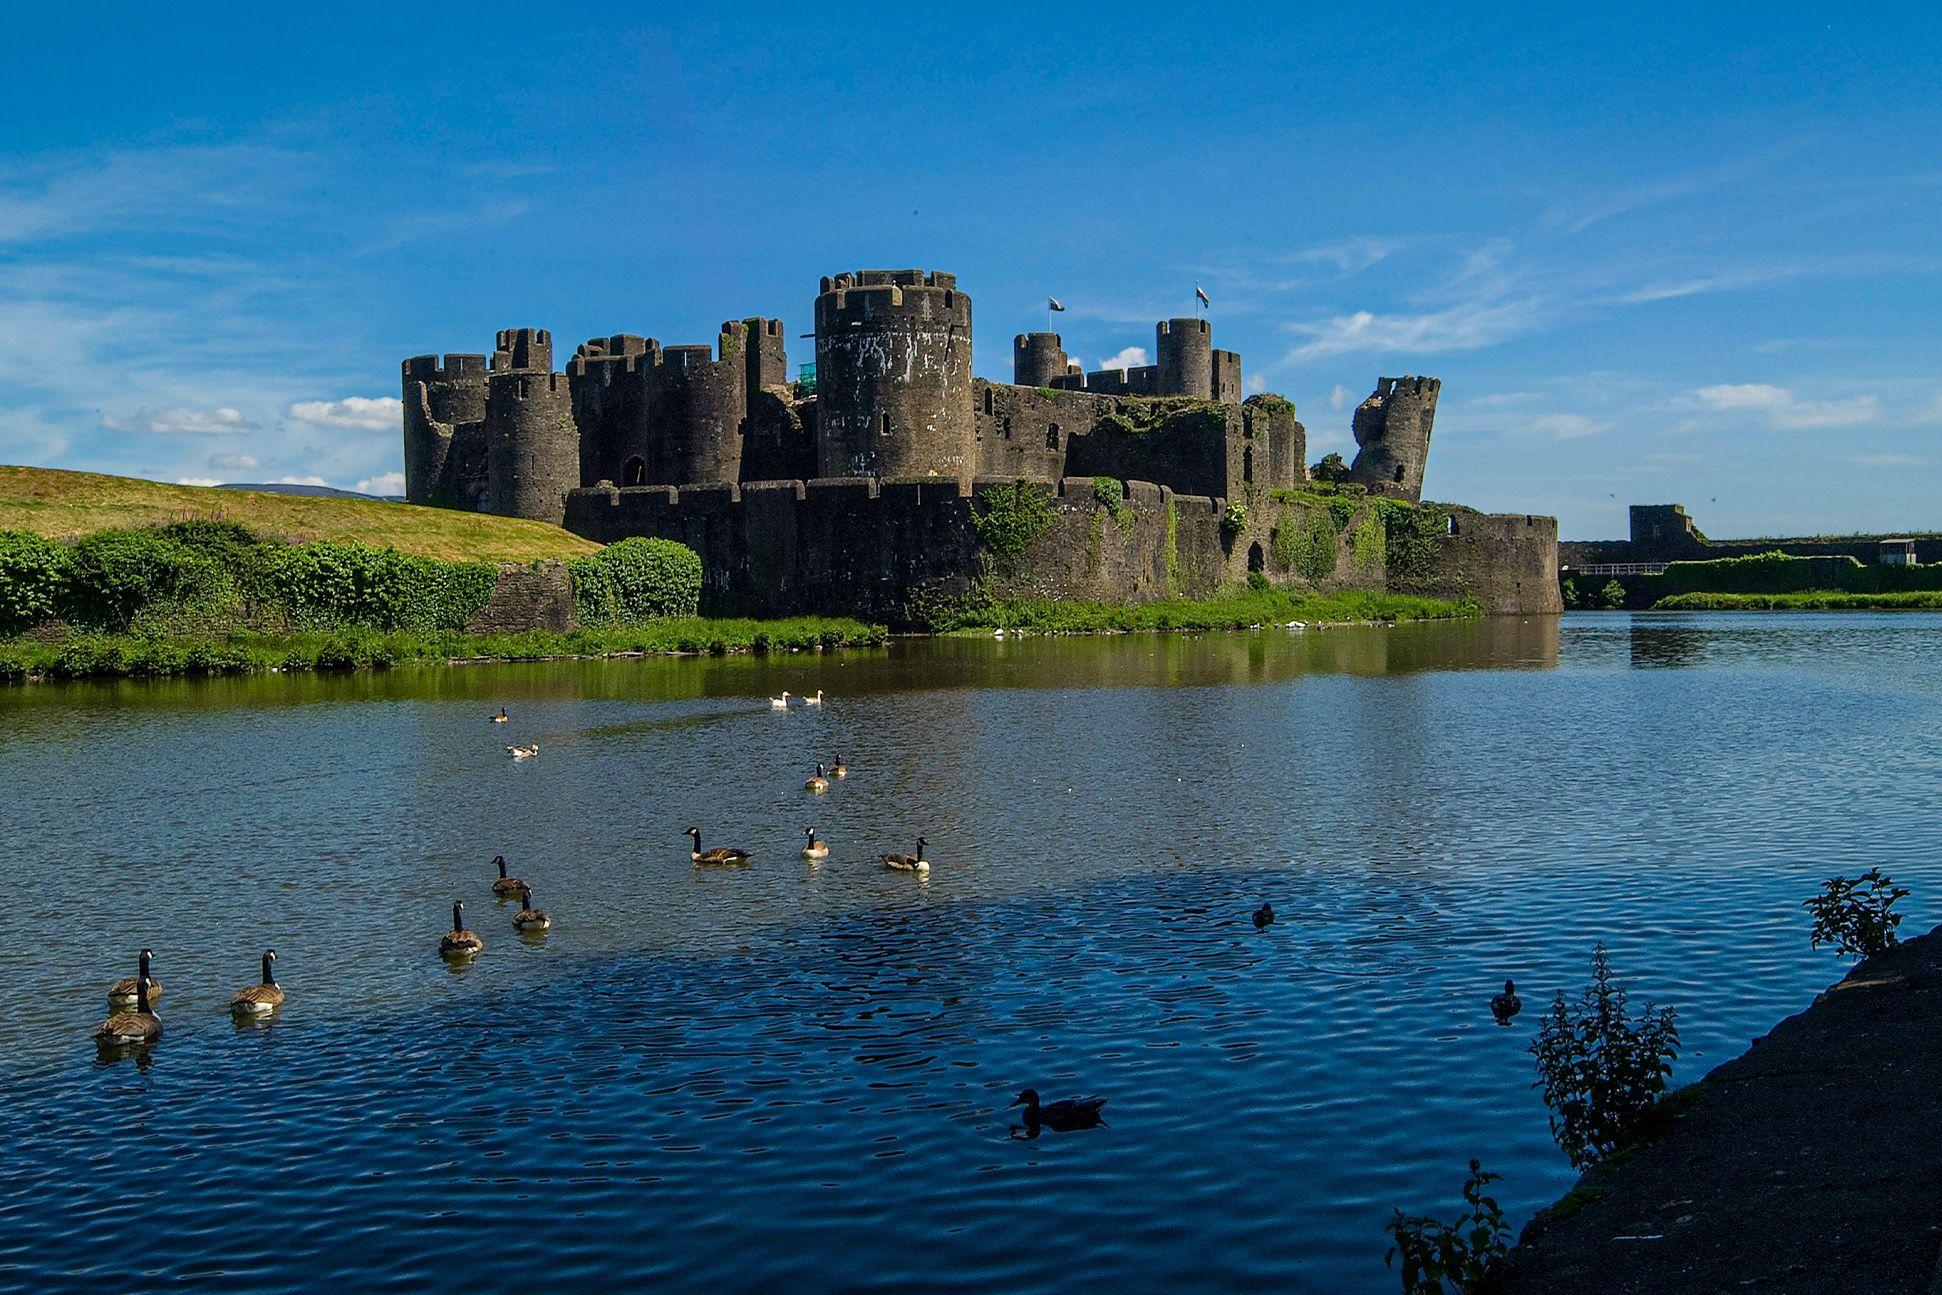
[{"left": 3, "top": 612, "right": 1937, "bottom": 1293}]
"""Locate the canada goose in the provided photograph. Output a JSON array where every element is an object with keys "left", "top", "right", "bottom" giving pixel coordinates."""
[
  {"left": 108, "top": 948, "right": 163, "bottom": 1007},
  {"left": 490, "top": 707, "right": 509, "bottom": 723},
  {"left": 830, "top": 757, "right": 847, "bottom": 779},
  {"left": 882, "top": 837, "right": 929, "bottom": 873},
  {"left": 1253, "top": 903, "right": 1275, "bottom": 930},
  {"left": 490, "top": 855, "right": 528, "bottom": 897},
  {"left": 512, "top": 886, "right": 550, "bottom": 932},
  {"left": 506, "top": 744, "right": 539, "bottom": 760},
  {"left": 230, "top": 949, "right": 284, "bottom": 1017},
  {"left": 92, "top": 977, "right": 162, "bottom": 1049},
  {"left": 440, "top": 901, "right": 484, "bottom": 956},
  {"left": 803, "top": 690, "right": 825, "bottom": 706},
  {"left": 1490, "top": 979, "right": 1522, "bottom": 1025},
  {"left": 770, "top": 691, "right": 791, "bottom": 710},
  {"left": 802, "top": 826, "right": 829, "bottom": 860},
  {"left": 805, "top": 763, "right": 830, "bottom": 793},
  {"left": 686, "top": 827, "right": 751, "bottom": 866},
  {"left": 1010, "top": 1089, "right": 1106, "bottom": 1131}
]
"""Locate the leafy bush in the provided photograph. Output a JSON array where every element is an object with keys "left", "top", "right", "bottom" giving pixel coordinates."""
[
  {"left": 1221, "top": 501, "right": 1248, "bottom": 538},
  {"left": 65, "top": 529, "right": 228, "bottom": 631},
  {"left": 1531, "top": 945, "right": 1680, "bottom": 1169},
  {"left": 0, "top": 531, "right": 73, "bottom": 636},
  {"left": 262, "top": 542, "right": 497, "bottom": 631},
  {"left": 1805, "top": 869, "right": 1908, "bottom": 958},
  {"left": 971, "top": 481, "right": 1056, "bottom": 575},
  {"left": 566, "top": 536, "right": 703, "bottom": 625},
  {"left": 1312, "top": 451, "right": 1350, "bottom": 482},
  {"left": 1601, "top": 579, "right": 1627, "bottom": 609},
  {"left": 1384, "top": 1159, "right": 1512, "bottom": 1295},
  {"left": 1559, "top": 577, "right": 1580, "bottom": 608}
]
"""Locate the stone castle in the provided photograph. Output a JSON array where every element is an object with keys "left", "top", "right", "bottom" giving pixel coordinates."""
[{"left": 403, "top": 269, "right": 1559, "bottom": 620}]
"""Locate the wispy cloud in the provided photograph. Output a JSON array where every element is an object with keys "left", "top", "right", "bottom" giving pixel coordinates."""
[
  {"left": 1282, "top": 296, "right": 1551, "bottom": 363},
  {"left": 101, "top": 406, "right": 258, "bottom": 436},
  {"left": 1691, "top": 383, "right": 1880, "bottom": 430},
  {"left": 289, "top": 396, "right": 402, "bottom": 432},
  {"left": 1850, "top": 452, "right": 1926, "bottom": 468}
]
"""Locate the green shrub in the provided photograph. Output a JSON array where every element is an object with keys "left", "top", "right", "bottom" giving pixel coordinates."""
[
  {"left": 1805, "top": 869, "right": 1908, "bottom": 958},
  {"left": 567, "top": 537, "right": 704, "bottom": 625},
  {"left": 1312, "top": 451, "right": 1350, "bottom": 482},
  {"left": 264, "top": 542, "right": 496, "bottom": 631},
  {"left": 1375, "top": 499, "right": 1446, "bottom": 584},
  {"left": 0, "top": 531, "right": 73, "bottom": 636},
  {"left": 970, "top": 482, "right": 1056, "bottom": 575},
  {"left": 1385, "top": 1159, "right": 1511, "bottom": 1295},
  {"left": 65, "top": 529, "right": 227, "bottom": 631},
  {"left": 1531, "top": 945, "right": 1679, "bottom": 1169},
  {"left": 1221, "top": 501, "right": 1248, "bottom": 538},
  {"left": 1327, "top": 498, "right": 1357, "bottom": 531},
  {"left": 1601, "top": 579, "right": 1627, "bottom": 609}
]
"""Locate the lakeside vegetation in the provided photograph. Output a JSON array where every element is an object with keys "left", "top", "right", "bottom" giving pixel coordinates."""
[
  {"left": 926, "top": 583, "right": 1480, "bottom": 634},
  {"left": 0, "top": 466, "right": 597, "bottom": 562},
  {"left": 1653, "top": 590, "right": 1942, "bottom": 610},
  {"left": 0, "top": 618, "right": 888, "bottom": 682}
]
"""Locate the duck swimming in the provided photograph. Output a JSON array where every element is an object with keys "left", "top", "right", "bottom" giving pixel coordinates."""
[
  {"left": 108, "top": 948, "right": 162, "bottom": 1008},
  {"left": 1490, "top": 979, "right": 1522, "bottom": 1025},
  {"left": 802, "top": 826, "right": 829, "bottom": 860},
  {"left": 93, "top": 977, "right": 162, "bottom": 1050},
  {"left": 512, "top": 886, "right": 550, "bottom": 932},
  {"left": 505, "top": 744, "right": 539, "bottom": 760},
  {"left": 882, "top": 837, "right": 929, "bottom": 873},
  {"left": 490, "top": 854, "right": 528, "bottom": 898},
  {"left": 803, "top": 690, "right": 825, "bottom": 707},
  {"left": 687, "top": 827, "right": 752, "bottom": 866},
  {"left": 230, "top": 949, "right": 285, "bottom": 1017},
  {"left": 805, "top": 763, "right": 830, "bottom": 793},
  {"left": 440, "top": 901, "right": 484, "bottom": 957},
  {"left": 1010, "top": 1089, "right": 1106, "bottom": 1132},
  {"left": 1253, "top": 903, "right": 1275, "bottom": 930},
  {"left": 491, "top": 707, "right": 509, "bottom": 723},
  {"left": 770, "top": 691, "right": 791, "bottom": 710},
  {"left": 830, "top": 757, "right": 847, "bottom": 779}
]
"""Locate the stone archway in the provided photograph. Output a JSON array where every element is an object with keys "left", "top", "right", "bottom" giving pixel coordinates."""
[
  {"left": 622, "top": 456, "right": 646, "bottom": 487},
  {"left": 1247, "top": 541, "right": 1265, "bottom": 573}
]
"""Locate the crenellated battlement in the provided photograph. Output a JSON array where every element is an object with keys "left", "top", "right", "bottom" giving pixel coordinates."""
[
  {"left": 403, "top": 353, "right": 488, "bottom": 383},
  {"left": 492, "top": 327, "right": 553, "bottom": 372}
]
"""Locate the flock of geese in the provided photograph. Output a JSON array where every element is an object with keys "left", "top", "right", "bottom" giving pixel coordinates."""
[{"left": 93, "top": 946, "right": 282, "bottom": 1050}]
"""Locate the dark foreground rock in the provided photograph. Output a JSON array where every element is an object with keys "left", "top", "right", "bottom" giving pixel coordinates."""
[{"left": 1497, "top": 925, "right": 1942, "bottom": 1294}]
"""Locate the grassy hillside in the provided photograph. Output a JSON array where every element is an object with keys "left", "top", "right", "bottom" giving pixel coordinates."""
[{"left": 0, "top": 466, "right": 598, "bottom": 562}]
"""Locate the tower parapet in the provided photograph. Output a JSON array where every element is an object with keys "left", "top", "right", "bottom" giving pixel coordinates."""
[
  {"left": 1156, "top": 318, "right": 1213, "bottom": 398},
  {"left": 814, "top": 270, "right": 973, "bottom": 483},
  {"left": 742, "top": 317, "right": 788, "bottom": 392},
  {"left": 402, "top": 353, "right": 489, "bottom": 508},
  {"left": 1347, "top": 375, "right": 1440, "bottom": 501},
  {"left": 1013, "top": 332, "right": 1070, "bottom": 388},
  {"left": 1211, "top": 349, "right": 1243, "bottom": 405},
  {"left": 492, "top": 327, "right": 553, "bottom": 373}
]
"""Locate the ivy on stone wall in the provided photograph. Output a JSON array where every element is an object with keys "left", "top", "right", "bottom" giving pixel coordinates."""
[
  {"left": 566, "top": 536, "right": 703, "bottom": 625},
  {"left": 1164, "top": 499, "right": 1180, "bottom": 592},
  {"left": 1283, "top": 510, "right": 1338, "bottom": 583},
  {"left": 971, "top": 481, "right": 1056, "bottom": 575},
  {"left": 1375, "top": 499, "right": 1449, "bottom": 584}
]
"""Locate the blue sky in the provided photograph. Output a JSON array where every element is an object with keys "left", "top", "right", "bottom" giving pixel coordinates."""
[{"left": 3, "top": 5, "right": 1937, "bottom": 538}]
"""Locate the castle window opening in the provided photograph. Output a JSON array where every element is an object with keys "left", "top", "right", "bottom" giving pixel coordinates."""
[
  {"left": 880, "top": 412, "right": 892, "bottom": 437},
  {"left": 983, "top": 388, "right": 994, "bottom": 415},
  {"left": 1447, "top": 514, "right": 1458, "bottom": 536},
  {"left": 1247, "top": 542, "right": 1265, "bottom": 573},
  {"left": 1243, "top": 446, "right": 1254, "bottom": 485},
  {"left": 622, "top": 457, "right": 646, "bottom": 487},
  {"left": 1046, "top": 423, "right": 1061, "bottom": 450},
  {"left": 1393, "top": 464, "right": 1405, "bottom": 483},
  {"left": 1001, "top": 416, "right": 1012, "bottom": 440}
]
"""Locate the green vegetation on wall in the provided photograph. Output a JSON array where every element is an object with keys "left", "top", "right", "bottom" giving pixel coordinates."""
[
  {"left": 566, "top": 536, "right": 704, "bottom": 625},
  {"left": 1373, "top": 499, "right": 1450, "bottom": 583},
  {"left": 1638, "top": 550, "right": 1942, "bottom": 601},
  {"left": 1092, "top": 477, "right": 1136, "bottom": 534},
  {"left": 970, "top": 481, "right": 1056, "bottom": 575},
  {"left": 1164, "top": 499, "right": 1181, "bottom": 592}
]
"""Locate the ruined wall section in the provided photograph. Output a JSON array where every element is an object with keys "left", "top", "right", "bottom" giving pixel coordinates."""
[
  {"left": 1346, "top": 376, "right": 1439, "bottom": 501},
  {"left": 814, "top": 270, "right": 974, "bottom": 484},
  {"left": 742, "top": 317, "right": 788, "bottom": 393},
  {"left": 402, "top": 353, "right": 489, "bottom": 509},
  {"left": 1243, "top": 395, "right": 1305, "bottom": 493}
]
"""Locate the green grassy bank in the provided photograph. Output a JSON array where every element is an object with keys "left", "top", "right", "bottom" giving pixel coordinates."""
[
  {"left": 928, "top": 584, "right": 1481, "bottom": 634},
  {"left": 0, "top": 618, "right": 888, "bottom": 682},
  {"left": 1653, "top": 590, "right": 1942, "bottom": 611}
]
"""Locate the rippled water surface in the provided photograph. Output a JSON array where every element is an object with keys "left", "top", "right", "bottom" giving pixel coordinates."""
[{"left": 2, "top": 612, "right": 1938, "bottom": 1293}]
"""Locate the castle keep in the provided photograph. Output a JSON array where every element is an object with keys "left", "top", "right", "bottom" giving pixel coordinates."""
[{"left": 403, "top": 269, "right": 1560, "bottom": 620}]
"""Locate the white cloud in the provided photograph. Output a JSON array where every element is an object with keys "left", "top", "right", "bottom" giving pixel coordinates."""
[
  {"left": 1243, "top": 374, "right": 1266, "bottom": 394},
  {"left": 208, "top": 451, "right": 259, "bottom": 471},
  {"left": 1525, "top": 413, "right": 1609, "bottom": 440},
  {"left": 102, "top": 406, "right": 256, "bottom": 436},
  {"left": 1692, "top": 383, "right": 1879, "bottom": 429},
  {"left": 1329, "top": 385, "right": 1354, "bottom": 410},
  {"left": 1283, "top": 297, "right": 1549, "bottom": 362},
  {"left": 175, "top": 476, "right": 222, "bottom": 487},
  {"left": 1096, "top": 346, "right": 1148, "bottom": 371},
  {"left": 289, "top": 395, "right": 402, "bottom": 431},
  {"left": 1851, "top": 453, "right": 1926, "bottom": 468},
  {"left": 272, "top": 475, "right": 328, "bottom": 487},
  {"left": 354, "top": 472, "right": 406, "bottom": 495}
]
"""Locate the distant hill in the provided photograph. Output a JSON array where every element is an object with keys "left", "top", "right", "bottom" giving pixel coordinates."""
[
  {"left": 219, "top": 482, "right": 404, "bottom": 502},
  {"left": 0, "top": 466, "right": 599, "bottom": 563}
]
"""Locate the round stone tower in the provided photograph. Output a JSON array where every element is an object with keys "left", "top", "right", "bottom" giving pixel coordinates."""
[
  {"left": 641, "top": 323, "right": 749, "bottom": 484},
  {"left": 1156, "top": 317, "right": 1213, "bottom": 399},
  {"left": 814, "top": 270, "right": 973, "bottom": 483},
  {"left": 401, "top": 353, "right": 487, "bottom": 506},
  {"left": 1013, "top": 332, "right": 1070, "bottom": 388},
  {"left": 486, "top": 331, "right": 577, "bottom": 525}
]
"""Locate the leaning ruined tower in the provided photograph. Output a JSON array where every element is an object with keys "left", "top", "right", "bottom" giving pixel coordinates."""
[{"left": 813, "top": 270, "right": 974, "bottom": 484}]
